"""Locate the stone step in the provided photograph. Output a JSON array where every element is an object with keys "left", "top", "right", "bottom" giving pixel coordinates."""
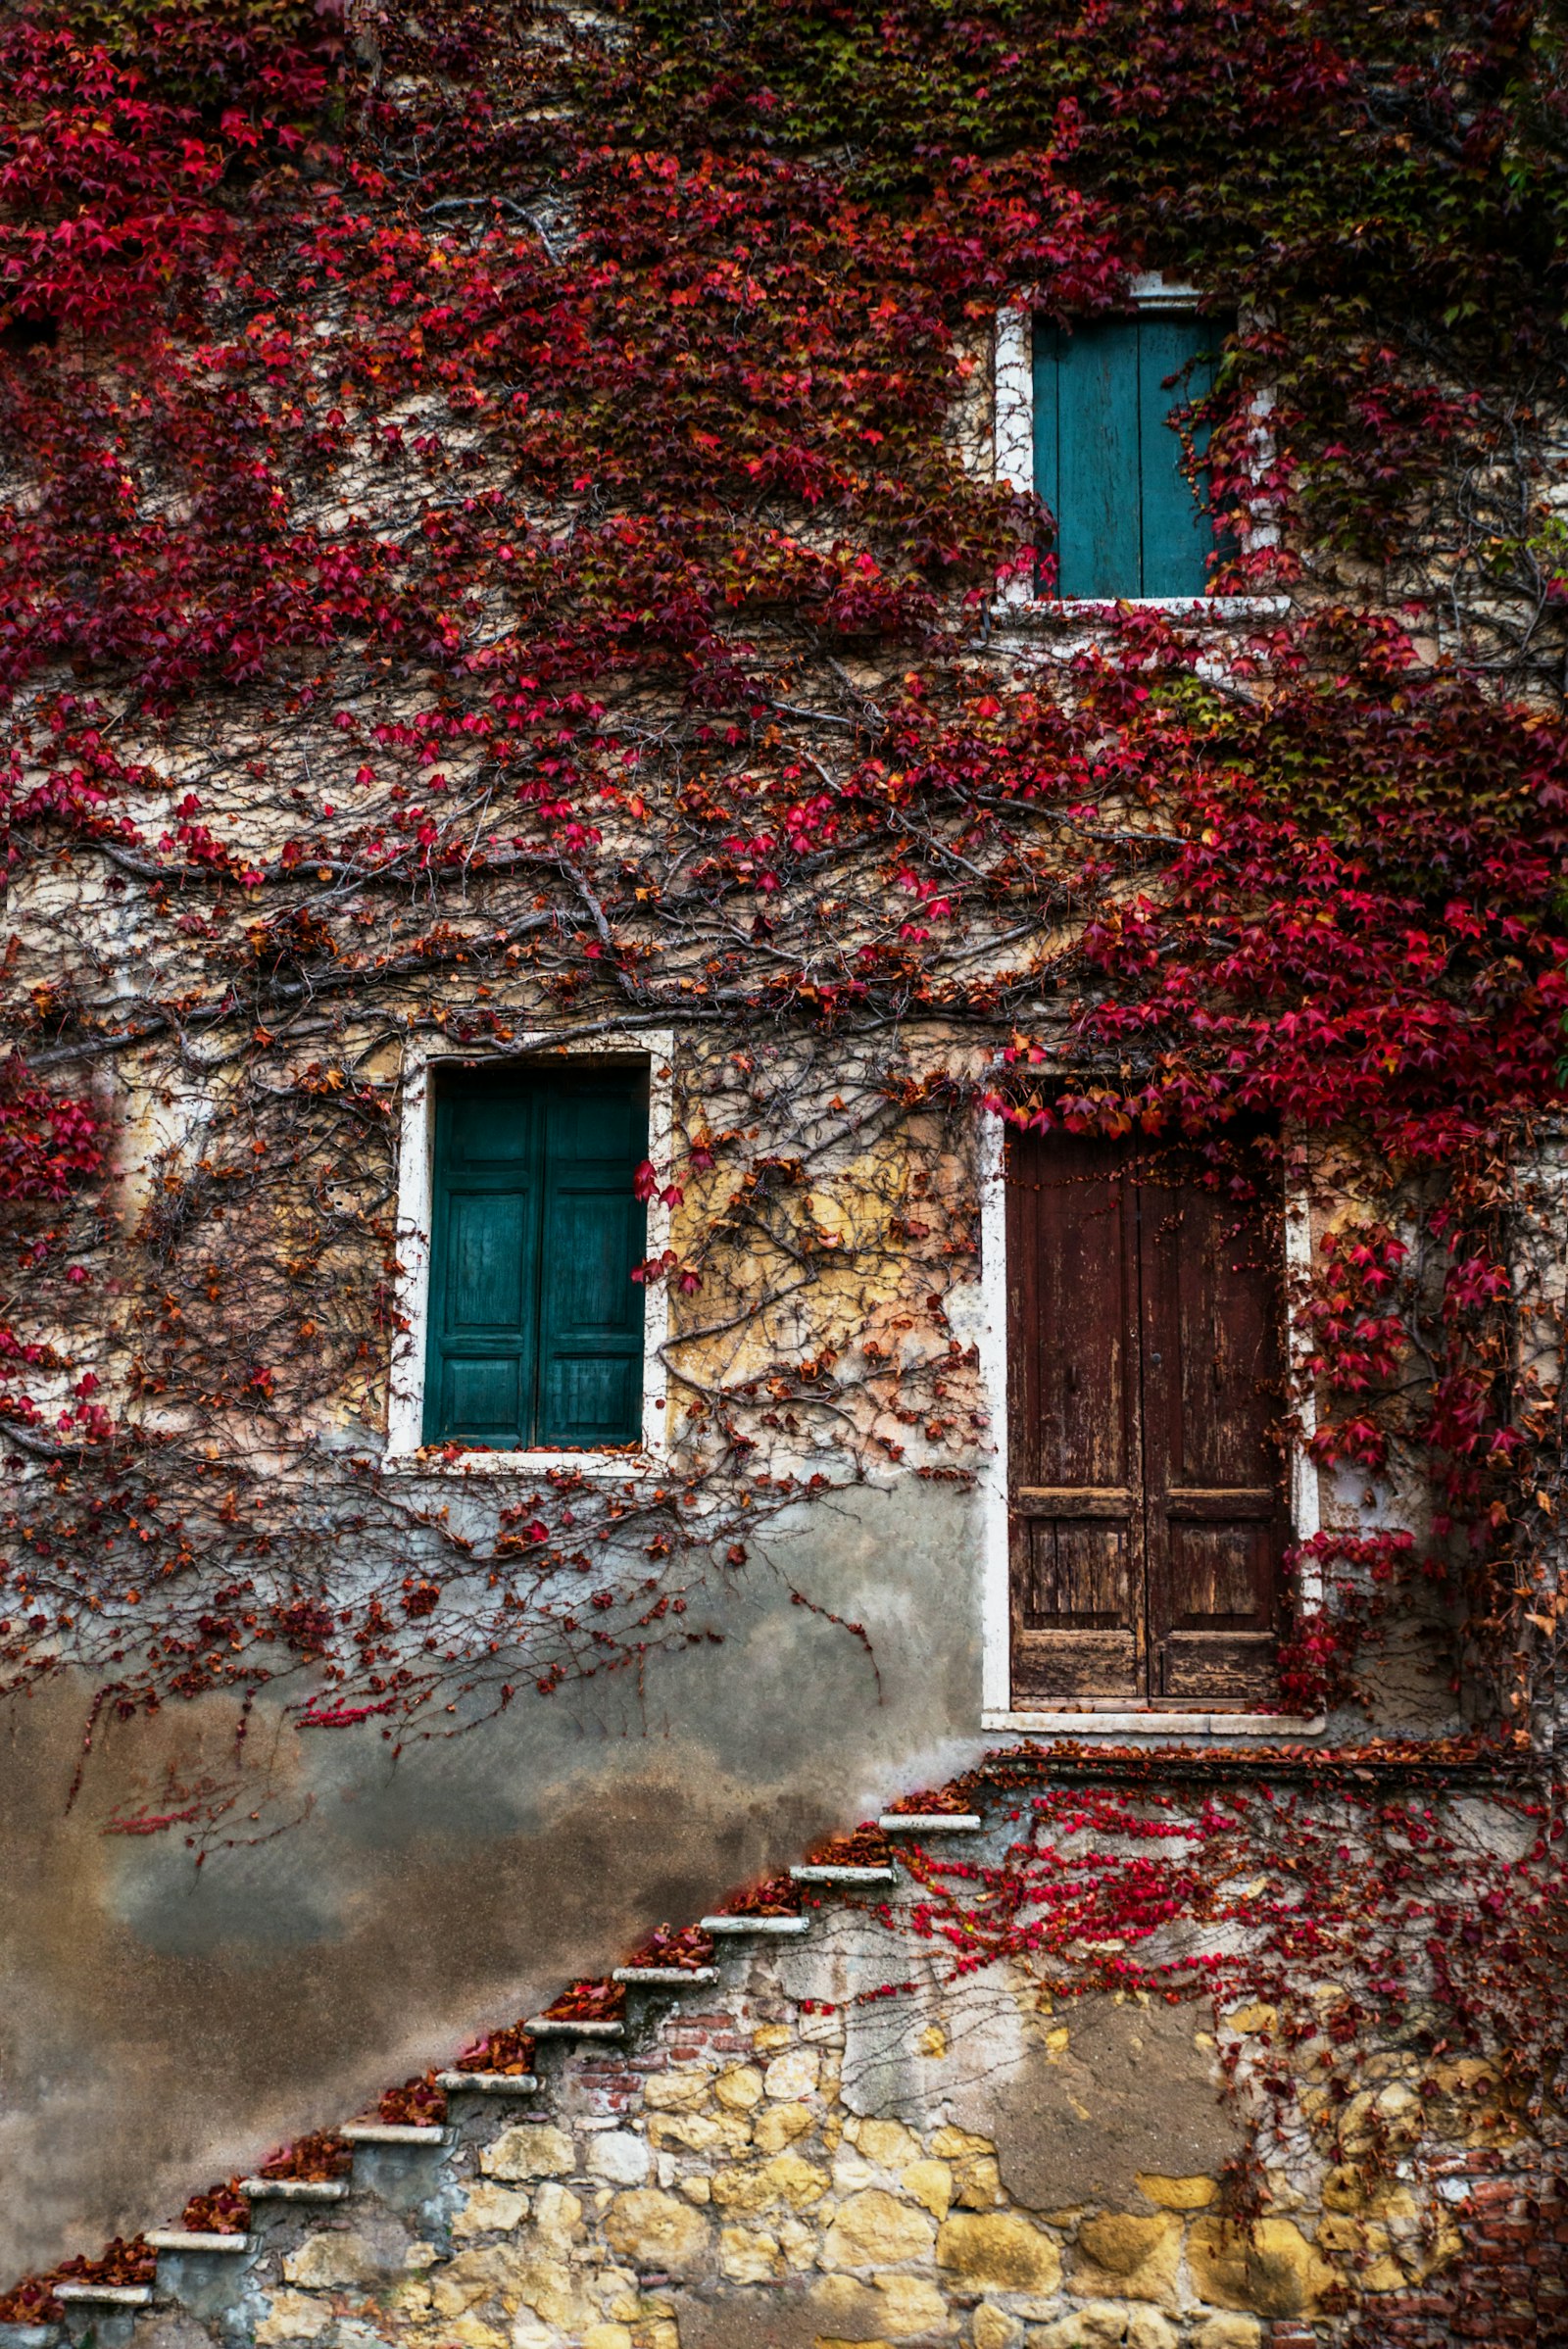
[
  {"left": 145, "top": 2233, "right": 250, "bottom": 2256},
  {"left": 877, "top": 1813, "right": 982, "bottom": 1833},
  {"left": 340, "top": 2123, "right": 445, "bottom": 2145},
  {"left": 56, "top": 2286, "right": 155, "bottom": 2308},
  {"left": 701, "top": 1913, "right": 810, "bottom": 1934},
  {"left": 238, "top": 2179, "right": 349, "bottom": 2203},
  {"left": 611, "top": 1966, "right": 719, "bottom": 1984},
  {"left": 433, "top": 2072, "right": 541, "bottom": 2094},
  {"left": 525, "top": 2017, "right": 624, "bottom": 2037},
  {"left": 789, "top": 1864, "right": 897, "bottom": 1884}
]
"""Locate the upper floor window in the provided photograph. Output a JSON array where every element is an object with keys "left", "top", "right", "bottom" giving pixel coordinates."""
[
  {"left": 422, "top": 1064, "right": 648, "bottom": 1450},
  {"left": 1033, "top": 314, "right": 1225, "bottom": 599}
]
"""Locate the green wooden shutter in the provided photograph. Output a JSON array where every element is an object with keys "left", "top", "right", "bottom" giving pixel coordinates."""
[
  {"left": 536, "top": 1076, "right": 648, "bottom": 1447},
  {"left": 1137, "top": 315, "right": 1219, "bottom": 597},
  {"left": 422, "top": 1067, "right": 647, "bottom": 1448},
  {"left": 1034, "top": 316, "right": 1221, "bottom": 598},
  {"left": 1035, "top": 320, "right": 1141, "bottom": 598}
]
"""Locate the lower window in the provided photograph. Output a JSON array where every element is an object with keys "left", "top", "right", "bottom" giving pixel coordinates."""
[
  {"left": 422, "top": 1062, "right": 648, "bottom": 1449},
  {"left": 1005, "top": 1127, "right": 1288, "bottom": 1705}
]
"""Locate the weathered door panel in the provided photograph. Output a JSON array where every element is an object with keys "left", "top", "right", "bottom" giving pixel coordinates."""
[
  {"left": 1006, "top": 1130, "right": 1145, "bottom": 1701},
  {"left": 1140, "top": 1171, "right": 1287, "bottom": 1701}
]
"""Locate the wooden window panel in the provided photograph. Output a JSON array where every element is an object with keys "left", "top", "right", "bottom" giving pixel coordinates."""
[
  {"left": 1033, "top": 317, "right": 1223, "bottom": 598},
  {"left": 424, "top": 1066, "right": 647, "bottom": 1449}
]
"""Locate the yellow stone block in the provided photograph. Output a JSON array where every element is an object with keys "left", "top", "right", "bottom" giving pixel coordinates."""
[
  {"left": 480, "top": 2124, "right": 574, "bottom": 2181},
  {"left": 282, "top": 2234, "right": 381, "bottom": 2290},
  {"left": 935, "top": 2214, "right": 1061, "bottom": 2294},
  {"left": 900, "top": 2160, "right": 954, "bottom": 2219},
  {"left": 532, "top": 2182, "right": 583, "bottom": 2249},
  {"left": 852, "top": 2118, "right": 922, "bottom": 2169},
  {"left": 710, "top": 2154, "right": 832, "bottom": 2216},
  {"left": 715, "top": 2065, "right": 765, "bottom": 2112},
  {"left": 871, "top": 2275, "right": 952, "bottom": 2336},
  {"left": 585, "top": 2326, "right": 634, "bottom": 2349},
  {"left": 971, "top": 2303, "right": 1020, "bottom": 2349},
  {"left": 754, "top": 2025, "right": 794, "bottom": 2054},
  {"left": 429, "top": 2245, "right": 530, "bottom": 2321},
  {"left": 1135, "top": 2173, "right": 1215, "bottom": 2211},
  {"left": 756, "top": 2102, "right": 816, "bottom": 2156},
  {"left": 1071, "top": 2212, "right": 1182, "bottom": 2310},
  {"left": 1316, "top": 2214, "right": 1377, "bottom": 2258},
  {"left": 649, "top": 2111, "right": 753, "bottom": 2157},
  {"left": 929, "top": 2126, "right": 993, "bottom": 2160},
  {"left": 1320, "top": 2164, "right": 1365, "bottom": 2213},
  {"left": 1187, "top": 2216, "right": 1337, "bottom": 2319},
  {"left": 644, "top": 2071, "right": 714, "bottom": 2112},
  {"left": 602, "top": 2189, "right": 714, "bottom": 2276},
  {"left": 821, "top": 2188, "right": 938, "bottom": 2270},
  {"left": 1223, "top": 2004, "right": 1277, "bottom": 2035},
  {"left": 720, "top": 2227, "right": 783, "bottom": 2283},
  {"left": 256, "top": 2291, "right": 332, "bottom": 2344},
  {"left": 953, "top": 2156, "right": 1004, "bottom": 2212},
  {"left": 1026, "top": 2306, "right": 1128, "bottom": 2349},
  {"left": 453, "top": 2182, "right": 528, "bottom": 2238},
  {"left": 1191, "top": 2319, "right": 1262, "bottom": 2349},
  {"left": 445, "top": 2320, "right": 510, "bottom": 2349},
  {"left": 765, "top": 2048, "right": 821, "bottom": 2101}
]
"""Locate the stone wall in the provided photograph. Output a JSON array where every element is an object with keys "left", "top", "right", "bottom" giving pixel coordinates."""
[{"left": 14, "top": 1773, "right": 1557, "bottom": 2349}]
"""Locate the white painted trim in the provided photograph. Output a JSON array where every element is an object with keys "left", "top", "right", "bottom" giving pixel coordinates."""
[
  {"left": 983, "top": 1709, "right": 1326, "bottom": 1737},
  {"left": 1284, "top": 1185, "right": 1324, "bottom": 1605},
  {"left": 994, "top": 306, "right": 1036, "bottom": 610},
  {"left": 973, "top": 1105, "right": 1324, "bottom": 1711},
  {"left": 975, "top": 1101, "right": 1013, "bottom": 1718},
  {"left": 1128, "top": 271, "right": 1203, "bottom": 310},
  {"left": 1003, "top": 596, "right": 1290, "bottom": 620},
  {"left": 385, "top": 1028, "right": 675, "bottom": 1472}
]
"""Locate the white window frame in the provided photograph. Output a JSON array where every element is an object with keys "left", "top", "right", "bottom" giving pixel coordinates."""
[
  {"left": 384, "top": 1028, "right": 675, "bottom": 1474},
  {"left": 973, "top": 1103, "right": 1325, "bottom": 1736},
  {"left": 994, "top": 275, "right": 1287, "bottom": 620}
]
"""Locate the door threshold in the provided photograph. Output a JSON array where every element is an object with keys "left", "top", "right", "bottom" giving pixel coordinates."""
[{"left": 983, "top": 1708, "right": 1327, "bottom": 1737}]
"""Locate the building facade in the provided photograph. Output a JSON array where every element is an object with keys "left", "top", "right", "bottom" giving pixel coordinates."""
[{"left": 2, "top": 0, "right": 1565, "bottom": 2340}]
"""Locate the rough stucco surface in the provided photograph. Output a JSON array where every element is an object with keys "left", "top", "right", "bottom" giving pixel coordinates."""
[
  {"left": 0, "top": 1451, "right": 1470, "bottom": 2282},
  {"left": 0, "top": 1481, "right": 992, "bottom": 2278},
  {"left": 4, "top": 1807, "right": 1512, "bottom": 2349}
]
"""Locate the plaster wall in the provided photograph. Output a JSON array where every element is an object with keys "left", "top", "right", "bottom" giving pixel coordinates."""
[{"left": 0, "top": 1479, "right": 993, "bottom": 2279}]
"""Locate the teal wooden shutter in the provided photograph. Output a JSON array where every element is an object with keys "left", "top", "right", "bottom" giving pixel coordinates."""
[
  {"left": 1035, "top": 320, "right": 1141, "bottom": 598},
  {"left": 536, "top": 1076, "right": 648, "bottom": 1447},
  {"left": 425, "top": 1079, "right": 540, "bottom": 1446},
  {"left": 1137, "top": 315, "right": 1219, "bottom": 597},
  {"left": 1034, "top": 316, "right": 1221, "bottom": 598},
  {"left": 423, "top": 1067, "right": 647, "bottom": 1448}
]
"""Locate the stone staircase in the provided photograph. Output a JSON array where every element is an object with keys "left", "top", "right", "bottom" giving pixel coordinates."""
[{"left": 1, "top": 1796, "right": 985, "bottom": 2341}]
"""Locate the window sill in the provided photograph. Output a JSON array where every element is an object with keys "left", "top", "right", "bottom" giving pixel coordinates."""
[
  {"left": 983, "top": 1708, "right": 1326, "bottom": 1737},
  {"left": 382, "top": 1446, "right": 665, "bottom": 1479},
  {"left": 1000, "top": 595, "right": 1291, "bottom": 621}
]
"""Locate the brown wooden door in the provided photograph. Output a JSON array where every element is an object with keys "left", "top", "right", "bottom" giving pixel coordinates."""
[{"left": 1006, "top": 1129, "right": 1287, "bottom": 1706}]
